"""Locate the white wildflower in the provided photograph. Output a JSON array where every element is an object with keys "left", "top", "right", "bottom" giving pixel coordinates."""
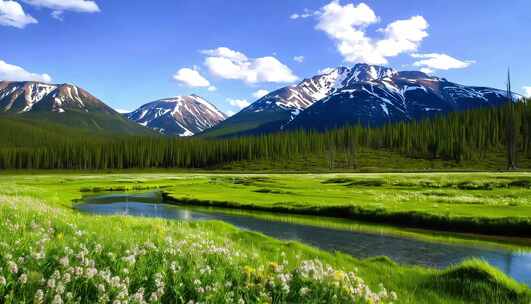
[
  {"left": 34, "top": 289, "right": 44, "bottom": 304},
  {"left": 98, "top": 283, "right": 106, "bottom": 293},
  {"left": 18, "top": 273, "right": 28, "bottom": 284},
  {"left": 51, "top": 294, "right": 63, "bottom": 304},
  {"left": 299, "top": 287, "right": 310, "bottom": 296},
  {"left": 59, "top": 256, "right": 69, "bottom": 267},
  {"left": 65, "top": 292, "right": 73, "bottom": 301},
  {"left": 8, "top": 261, "right": 18, "bottom": 274}
]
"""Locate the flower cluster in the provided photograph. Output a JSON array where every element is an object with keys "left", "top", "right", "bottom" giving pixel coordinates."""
[{"left": 0, "top": 196, "right": 397, "bottom": 303}]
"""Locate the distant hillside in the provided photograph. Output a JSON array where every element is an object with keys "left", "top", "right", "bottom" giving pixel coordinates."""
[{"left": 0, "top": 81, "right": 154, "bottom": 135}]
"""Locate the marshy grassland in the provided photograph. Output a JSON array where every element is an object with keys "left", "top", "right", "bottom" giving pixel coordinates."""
[{"left": 0, "top": 172, "right": 530, "bottom": 303}]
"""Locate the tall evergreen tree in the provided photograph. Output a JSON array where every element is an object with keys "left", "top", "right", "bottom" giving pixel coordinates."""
[{"left": 506, "top": 69, "right": 518, "bottom": 170}]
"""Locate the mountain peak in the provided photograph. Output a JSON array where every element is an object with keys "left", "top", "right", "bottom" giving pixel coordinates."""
[
  {"left": 204, "top": 64, "right": 512, "bottom": 138},
  {"left": 0, "top": 80, "right": 115, "bottom": 114},
  {"left": 350, "top": 63, "right": 398, "bottom": 81},
  {"left": 127, "top": 95, "right": 226, "bottom": 136}
]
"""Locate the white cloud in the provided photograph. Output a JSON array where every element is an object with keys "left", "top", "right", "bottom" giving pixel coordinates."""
[
  {"left": 412, "top": 53, "right": 475, "bottom": 71},
  {"left": 313, "top": 1, "right": 428, "bottom": 65},
  {"left": 376, "top": 16, "right": 428, "bottom": 57},
  {"left": 0, "top": 59, "right": 52, "bottom": 82},
  {"left": 290, "top": 13, "right": 300, "bottom": 20},
  {"left": 290, "top": 8, "right": 319, "bottom": 20},
  {"left": 523, "top": 87, "right": 531, "bottom": 98},
  {"left": 207, "top": 86, "right": 217, "bottom": 92},
  {"left": 227, "top": 98, "right": 250, "bottom": 109},
  {"left": 293, "top": 55, "right": 304, "bottom": 63},
  {"left": 202, "top": 47, "right": 298, "bottom": 84},
  {"left": 225, "top": 110, "right": 236, "bottom": 117},
  {"left": 51, "top": 10, "right": 63, "bottom": 20},
  {"left": 318, "top": 67, "right": 335, "bottom": 74},
  {"left": 22, "top": 0, "right": 100, "bottom": 13},
  {"left": 419, "top": 67, "right": 434, "bottom": 74},
  {"left": 252, "top": 89, "right": 269, "bottom": 99},
  {"left": 173, "top": 67, "right": 212, "bottom": 88},
  {"left": 0, "top": 0, "right": 37, "bottom": 28},
  {"left": 202, "top": 47, "right": 248, "bottom": 62}
]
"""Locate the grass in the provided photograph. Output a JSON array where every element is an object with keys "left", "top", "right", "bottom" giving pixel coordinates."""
[
  {"left": 0, "top": 196, "right": 399, "bottom": 303},
  {"left": 2, "top": 171, "right": 531, "bottom": 236},
  {"left": 213, "top": 148, "right": 531, "bottom": 172},
  {"left": 162, "top": 172, "right": 531, "bottom": 236},
  {"left": 0, "top": 172, "right": 530, "bottom": 303}
]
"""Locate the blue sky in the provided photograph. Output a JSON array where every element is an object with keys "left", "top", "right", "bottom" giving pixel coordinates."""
[{"left": 1, "top": 0, "right": 530, "bottom": 114}]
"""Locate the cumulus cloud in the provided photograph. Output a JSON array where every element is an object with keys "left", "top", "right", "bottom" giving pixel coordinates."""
[
  {"left": 173, "top": 67, "right": 215, "bottom": 90},
  {"left": 0, "top": 60, "right": 52, "bottom": 82},
  {"left": 0, "top": 0, "right": 37, "bottom": 28},
  {"left": 412, "top": 53, "right": 475, "bottom": 72},
  {"left": 252, "top": 89, "right": 269, "bottom": 99},
  {"left": 22, "top": 0, "right": 100, "bottom": 13},
  {"left": 225, "top": 110, "right": 236, "bottom": 117},
  {"left": 376, "top": 16, "right": 428, "bottom": 57},
  {"left": 202, "top": 47, "right": 298, "bottom": 84},
  {"left": 312, "top": 1, "right": 428, "bottom": 65},
  {"left": 0, "top": 59, "right": 52, "bottom": 82},
  {"left": 293, "top": 56, "right": 304, "bottom": 63},
  {"left": 523, "top": 87, "right": 531, "bottom": 98},
  {"left": 227, "top": 98, "right": 250, "bottom": 109}
]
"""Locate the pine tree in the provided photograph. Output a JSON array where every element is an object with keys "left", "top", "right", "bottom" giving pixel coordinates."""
[{"left": 506, "top": 69, "right": 518, "bottom": 170}]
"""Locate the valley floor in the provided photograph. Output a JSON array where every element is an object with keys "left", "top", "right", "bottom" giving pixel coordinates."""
[{"left": 0, "top": 172, "right": 530, "bottom": 303}]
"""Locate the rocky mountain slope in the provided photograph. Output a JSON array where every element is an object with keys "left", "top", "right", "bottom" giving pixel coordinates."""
[
  {"left": 287, "top": 64, "right": 512, "bottom": 130},
  {"left": 201, "top": 67, "right": 352, "bottom": 137}
]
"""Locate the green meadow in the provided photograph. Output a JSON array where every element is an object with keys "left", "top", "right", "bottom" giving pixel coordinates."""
[{"left": 0, "top": 172, "right": 530, "bottom": 303}]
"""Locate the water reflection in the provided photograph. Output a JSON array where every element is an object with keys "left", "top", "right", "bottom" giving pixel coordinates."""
[{"left": 76, "top": 193, "right": 531, "bottom": 286}]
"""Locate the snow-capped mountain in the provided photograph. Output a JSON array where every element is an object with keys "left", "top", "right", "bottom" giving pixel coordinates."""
[
  {"left": 0, "top": 81, "right": 154, "bottom": 134},
  {"left": 204, "top": 64, "right": 515, "bottom": 137},
  {"left": 245, "top": 66, "right": 352, "bottom": 118},
  {"left": 0, "top": 81, "right": 116, "bottom": 114},
  {"left": 287, "top": 64, "right": 514, "bottom": 130},
  {"left": 127, "top": 95, "right": 226, "bottom": 136},
  {"left": 201, "top": 67, "right": 352, "bottom": 137}
]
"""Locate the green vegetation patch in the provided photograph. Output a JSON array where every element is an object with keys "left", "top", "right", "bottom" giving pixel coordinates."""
[
  {"left": 0, "top": 172, "right": 530, "bottom": 303},
  {"left": 427, "top": 259, "right": 530, "bottom": 303},
  {"left": 209, "top": 176, "right": 274, "bottom": 186}
]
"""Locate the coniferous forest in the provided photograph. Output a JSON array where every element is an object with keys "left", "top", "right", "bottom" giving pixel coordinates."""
[{"left": 1, "top": 100, "right": 529, "bottom": 170}]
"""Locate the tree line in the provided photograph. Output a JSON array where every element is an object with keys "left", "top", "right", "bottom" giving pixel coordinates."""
[{"left": 0, "top": 100, "right": 529, "bottom": 170}]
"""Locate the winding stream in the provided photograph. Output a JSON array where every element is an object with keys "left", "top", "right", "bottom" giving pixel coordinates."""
[{"left": 75, "top": 191, "right": 531, "bottom": 286}]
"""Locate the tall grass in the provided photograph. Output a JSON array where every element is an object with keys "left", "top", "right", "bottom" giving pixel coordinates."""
[{"left": 0, "top": 196, "right": 395, "bottom": 304}]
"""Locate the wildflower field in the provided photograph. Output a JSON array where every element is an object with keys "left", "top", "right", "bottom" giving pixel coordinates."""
[{"left": 0, "top": 172, "right": 530, "bottom": 303}]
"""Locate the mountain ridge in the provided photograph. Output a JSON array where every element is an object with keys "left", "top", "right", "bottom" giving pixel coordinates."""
[{"left": 202, "top": 64, "right": 516, "bottom": 137}]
